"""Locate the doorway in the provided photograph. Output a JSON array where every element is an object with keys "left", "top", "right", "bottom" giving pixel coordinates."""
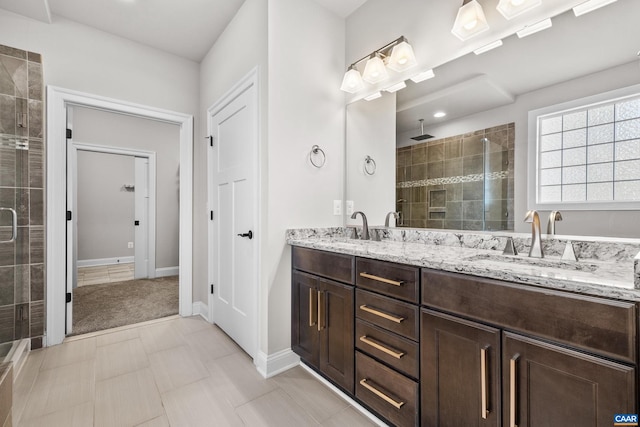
[{"left": 46, "top": 87, "right": 194, "bottom": 346}]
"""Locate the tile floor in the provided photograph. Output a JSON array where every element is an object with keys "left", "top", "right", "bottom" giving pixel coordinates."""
[
  {"left": 12, "top": 316, "right": 378, "bottom": 427},
  {"left": 78, "top": 263, "right": 135, "bottom": 287}
]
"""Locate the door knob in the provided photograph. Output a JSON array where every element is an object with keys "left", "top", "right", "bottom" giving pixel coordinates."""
[{"left": 237, "top": 230, "right": 253, "bottom": 239}]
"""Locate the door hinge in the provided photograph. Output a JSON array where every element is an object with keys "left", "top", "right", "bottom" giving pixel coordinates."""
[
  {"left": 206, "top": 135, "right": 213, "bottom": 147},
  {"left": 66, "top": 292, "right": 72, "bottom": 303},
  {"left": 134, "top": 220, "right": 140, "bottom": 226},
  {"left": 66, "top": 210, "right": 72, "bottom": 221},
  {"left": 210, "top": 284, "right": 214, "bottom": 294},
  {"left": 210, "top": 210, "right": 214, "bottom": 221},
  {"left": 66, "top": 128, "right": 72, "bottom": 139}
]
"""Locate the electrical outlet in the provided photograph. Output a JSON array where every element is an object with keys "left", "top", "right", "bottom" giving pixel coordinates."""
[
  {"left": 333, "top": 200, "right": 342, "bottom": 215},
  {"left": 128, "top": 242, "right": 134, "bottom": 249},
  {"left": 346, "top": 200, "right": 354, "bottom": 216}
]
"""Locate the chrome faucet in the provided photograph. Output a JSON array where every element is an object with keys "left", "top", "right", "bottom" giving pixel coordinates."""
[
  {"left": 547, "top": 210, "right": 563, "bottom": 235},
  {"left": 351, "top": 211, "right": 370, "bottom": 240},
  {"left": 384, "top": 212, "right": 400, "bottom": 228},
  {"left": 524, "top": 210, "right": 544, "bottom": 258}
]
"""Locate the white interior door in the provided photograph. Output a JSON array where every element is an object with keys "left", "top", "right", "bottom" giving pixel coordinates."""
[
  {"left": 134, "top": 157, "right": 150, "bottom": 279},
  {"left": 208, "top": 78, "right": 258, "bottom": 358}
]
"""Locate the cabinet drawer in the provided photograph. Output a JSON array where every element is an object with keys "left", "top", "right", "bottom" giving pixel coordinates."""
[
  {"left": 422, "top": 268, "right": 637, "bottom": 363},
  {"left": 356, "top": 258, "right": 419, "bottom": 303},
  {"left": 356, "top": 319, "right": 419, "bottom": 379},
  {"left": 356, "top": 351, "right": 419, "bottom": 427},
  {"left": 292, "top": 246, "right": 354, "bottom": 284},
  {"left": 356, "top": 290, "right": 419, "bottom": 341}
]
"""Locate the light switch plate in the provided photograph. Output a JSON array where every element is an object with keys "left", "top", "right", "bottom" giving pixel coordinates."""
[
  {"left": 333, "top": 200, "right": 342, "bottom": 215},
  {"left": 128, "top": 242, "right": 134, "bottom": 249}
]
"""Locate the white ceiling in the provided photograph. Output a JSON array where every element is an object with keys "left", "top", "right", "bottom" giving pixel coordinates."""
[
  {"left": 312, "top": 0, "right": 368, "bottom": 18},
  {"left": 0, "top": 0, "right": 368, "bottom": 62}
]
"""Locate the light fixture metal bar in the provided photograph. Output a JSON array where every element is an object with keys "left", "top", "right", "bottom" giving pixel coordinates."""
[{"left": 345, "top": 36, "right": 407, "bottom": 70}]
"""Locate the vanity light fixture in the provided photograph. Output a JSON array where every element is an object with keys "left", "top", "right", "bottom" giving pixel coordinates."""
[
  {"left": 364, "top": 92, "right": 382, "bottom": 101},
  {"left": 410, "top": 69, "right": 435, "bottom": 83},
  {"left": 474, "top": 40, "right": 503, "bottom": 55},
  {"left": 573, "top": 0, "right": 617, "bottom": 16},
  {"left": 516, "top": 17, "right": 552, "bottom": 38},
  {"left": 340, "top": 65, "right": 364, "bottom": 93},
  {"left": 387, "top": 40, "right": 418, "bottom": 72},
  {"left": 384, "top": 81, "right": 407, "bottom": 93},
  {"left": 362, "top": 54, "right": 389, "bottom": 84},
  {"left": 451, "top": 0, "right": 490, "bottom": 41},
  {"left": 434, "top": 111, "right": 447, "bottom": 118},
  {"left": 496, "top": 0, "right": 541, "bottom": 20},
  {"left": 340, "top": 36, "right": 418, "bottom": 93}
]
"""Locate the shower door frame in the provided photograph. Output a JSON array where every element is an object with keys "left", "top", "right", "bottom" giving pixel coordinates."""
[{"left": 46, "top": 86, "right": 194, "bottom": 346}]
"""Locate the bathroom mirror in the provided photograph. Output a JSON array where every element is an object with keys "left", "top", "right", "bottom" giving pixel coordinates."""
[{"left": 345, "top": 0, "right": 640, "bottom": 236}]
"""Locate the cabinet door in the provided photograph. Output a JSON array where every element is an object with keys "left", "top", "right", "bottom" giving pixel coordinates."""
[
  {"left": 421, "top": 309, "right": 501, "bottom": 427},
  {"left": 291, "top": 271, "right": 319, "bottom": 367},
  {"left": 503, "top": 331, "right": 637, "bottom": 427},
  {"left": 319, "top": 278, "right": 355, "bottom": 394}
]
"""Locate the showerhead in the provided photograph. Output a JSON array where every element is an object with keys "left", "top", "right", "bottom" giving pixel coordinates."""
[{"left": 411, "top": 119, "right": 434, "bottom": 141}]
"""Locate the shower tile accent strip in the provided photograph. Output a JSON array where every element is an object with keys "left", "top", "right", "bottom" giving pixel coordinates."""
[
  {"left": 0, "top": 44, "right": 45, "bottom": 350},
  {"left": 397, "top": 123, "right": 515, "bottom": 231}
]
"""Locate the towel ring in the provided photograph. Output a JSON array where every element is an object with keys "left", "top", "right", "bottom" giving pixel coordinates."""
[
  {"left": 310, "top": 145, "right": 326, "bottom": 168},
  {"left": 364, "top": 155, "right": 376, "bottom": 175}
]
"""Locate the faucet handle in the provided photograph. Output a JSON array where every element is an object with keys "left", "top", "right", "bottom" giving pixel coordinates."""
[{"left": 502, "top": 237, "right": 518, "bottom": 256}]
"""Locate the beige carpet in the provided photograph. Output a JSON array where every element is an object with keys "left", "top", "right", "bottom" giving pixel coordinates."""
[{"left": 71, "top": 276, "right": 179, "bottom": 336}]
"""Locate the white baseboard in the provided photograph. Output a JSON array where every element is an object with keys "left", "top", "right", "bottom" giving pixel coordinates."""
[
  {"left": 299, "top": 363, "right": 386, "bottom": 427},
  {"left": 192, "top": 301, "right": 209, "bottom": 322},
  {"left": 255, "top": 349, "right": 300, "bottom": 379},
  {"left": 156, "top": 266, "right": 179, "bottom": 277},
  {"left": 77, "top": 256, "right": 134, "bottom": 267}
]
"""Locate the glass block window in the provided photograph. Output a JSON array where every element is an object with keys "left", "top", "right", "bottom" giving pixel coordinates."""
[{"left": 536, "top": 93, "right": 640, "bottom": 205}]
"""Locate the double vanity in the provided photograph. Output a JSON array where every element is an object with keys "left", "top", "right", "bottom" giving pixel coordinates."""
[{"left": 288, "top": 227, "right": 639, "bottom": 426}]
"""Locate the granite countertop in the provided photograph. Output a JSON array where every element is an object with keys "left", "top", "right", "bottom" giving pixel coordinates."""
[{"left": 286, "top": 228, "right": 640, "bottom": 302}]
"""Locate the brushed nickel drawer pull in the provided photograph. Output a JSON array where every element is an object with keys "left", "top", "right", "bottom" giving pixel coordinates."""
[
  {"left": 359, "top": 305, "right": 404, "bottom": 323},
  {"left": 360, "top": 336, "right": 405, "bottom": 359},
  {"left": 481, "top": 346, "right": 490, "bottom": 419},
  {"left": 360, "top": 379, "right": 404, "bottom": 409},
  {"left": 510, "top": 354, "right": 519, "bottom": 427},
  {"left": 317, "top": 290, "right": 323, "bottom": 331},
  {"left": 308, "top": 288, "right": 316, "bottom": 327},
  {"left": 360, "top": 272, "right": 404, "bottom": 287}
]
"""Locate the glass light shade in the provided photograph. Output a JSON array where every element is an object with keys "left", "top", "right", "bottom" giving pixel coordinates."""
[
  {"left": 384, "top": 81, "right": 407, "bottom": 93},
  {"left": 497, "top": 0, "right": 541, "bottom": 20},
  {"left": 516, "top": 18, "right": 552, "bottom": 38},
  {"left": 387, "top": 41, "right": 418, "bottom": 72},
  {"left": 362, "top": 56, "right": 389, "bottom": 84},
  {"left": 340, "top": 68, "right": 364, "bottom": 93},
  {"left": 451, "top": 0, "right": 490, "bottom": 41},
  {"left": 410, "top": 69, "right": 435, "bottom": 83}
]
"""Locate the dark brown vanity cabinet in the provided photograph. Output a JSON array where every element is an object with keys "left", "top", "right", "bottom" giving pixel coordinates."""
[
  {"left": 291, "top": 247, "right": 355, "bottom": 393},
  {"left": 354, "top": 259, "right": 421, "bottom": 427},
  {"left": 421, "top": 268, "right": 638, "bottom": 427},
  {"left": 421, "top": 309, "right": 501, "bottom": 427}
]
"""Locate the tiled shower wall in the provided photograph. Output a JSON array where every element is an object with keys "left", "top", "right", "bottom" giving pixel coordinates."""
[
  {"left": 0, "top": 45, "right": 45, "bottom": 350},
  {"left": 396, "top": 123, "right": 514, "bottom": 231}
]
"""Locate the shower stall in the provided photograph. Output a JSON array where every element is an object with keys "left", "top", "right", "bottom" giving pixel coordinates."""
[{"left": 0, "top": 44, "right": 46, "bottom": 373}]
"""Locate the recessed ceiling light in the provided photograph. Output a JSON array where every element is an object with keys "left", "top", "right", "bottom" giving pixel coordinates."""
[{"left": 434, "top": 112, "right": 447, "bottom": 118}]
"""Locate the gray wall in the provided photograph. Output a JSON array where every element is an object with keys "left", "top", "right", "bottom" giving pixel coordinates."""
[
  {"left": 77, "top": 151, "right": 134, "bottom": 262},
  {"left": 72, "top": 106, "right": 180, "bottom": 269},
  {"left": 405, "top": 61, "right": 640, "bottom": 238}
]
